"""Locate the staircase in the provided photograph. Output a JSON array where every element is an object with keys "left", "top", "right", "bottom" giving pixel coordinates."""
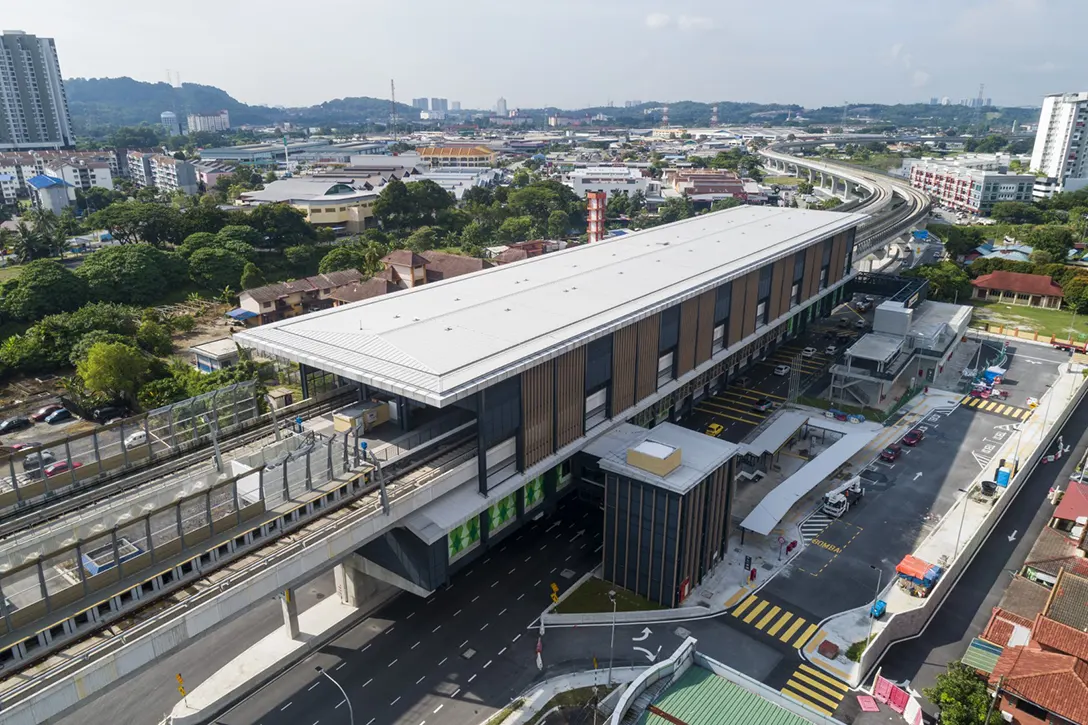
[{"left": 620, "top": 676, "right": 674, "bottom": 725}]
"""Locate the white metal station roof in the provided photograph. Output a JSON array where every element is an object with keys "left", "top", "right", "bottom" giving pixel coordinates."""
[{"left": 235, "top": 207, "right": 866, "bottom": 407}]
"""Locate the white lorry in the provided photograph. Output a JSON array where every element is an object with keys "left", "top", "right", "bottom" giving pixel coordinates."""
[{"left": 822, "top": 477, "right": 864, "bottom": 517}]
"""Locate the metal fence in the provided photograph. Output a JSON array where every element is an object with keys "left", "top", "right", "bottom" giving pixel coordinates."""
[{"left": 0, "top": 382, "right": 261, "bottom": 506}]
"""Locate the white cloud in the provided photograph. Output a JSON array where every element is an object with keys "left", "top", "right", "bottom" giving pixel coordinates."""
[
  {"left": 1028, "top": 60, "right": 1062, "bottom": 73},
  {"left": 912, "top": 70, "right": 931, "bottom": 88},
  {"left": 677, "top": 15, "right": 716, "bottom": 31},
  {"left": 889, "top": 42, "right": 903, "bottom": 59},
  {"left": 644, "top": 13, "right": 671, "bottom": 29}
]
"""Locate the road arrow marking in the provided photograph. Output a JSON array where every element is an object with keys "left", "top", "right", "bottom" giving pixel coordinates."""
[
  {"left": 633, "top": 646, "right": 662, "bottom": 663},
  {"left": 913, "top": 472, "right": 923, "bottom": 481},
  {"left": 1008, "top": 530, "right": 1018, "bottom": 542},
  {"left": 632, "top": 628, "right": 652, "bottom": 642},
  {"left": 571, "top": 529, "right": 585, "bottom": 541}
]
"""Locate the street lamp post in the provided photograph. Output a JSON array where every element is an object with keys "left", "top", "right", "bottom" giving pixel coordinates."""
[
  {"left": 607, "top": 590, "right": 617, "bottom": 686},
  {"left": 316, "top": 666, "right": 354, "bottom": 725},
  {"left": 866, "top": 565, "right": 882, "bottom": 650}
]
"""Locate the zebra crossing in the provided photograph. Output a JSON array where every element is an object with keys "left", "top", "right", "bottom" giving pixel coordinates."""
[
  {"left": 800, "top": 512, "right": 834, "bottom": 544},
  {"left": 959, "top": 395, "right": 1033, "bottom": 421},
  {"left": 780, "top": 663, "right": 850, "bottom": 717},
  {"left": 730, "top": 594, "right": 823, "bottom": 650}
]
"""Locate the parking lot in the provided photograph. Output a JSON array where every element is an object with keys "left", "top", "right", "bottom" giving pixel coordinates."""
[{"left": 761, "top": 339, "right": 1067, "bottom": 620}]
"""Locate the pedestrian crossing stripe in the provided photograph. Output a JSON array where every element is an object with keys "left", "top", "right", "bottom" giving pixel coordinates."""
[
  {"left": 730, "top": 595, "right": 821, "bottom": 648},
  {"left": 959, "top": 396, "right": 1031, "bottom": 420},
  {"left": 780, "top": 664, "right": 849, "bottom": 717}
]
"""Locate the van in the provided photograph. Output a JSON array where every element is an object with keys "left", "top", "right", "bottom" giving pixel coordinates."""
[{"left": 124, "top": 431, "right": 148, "bottom": 448}]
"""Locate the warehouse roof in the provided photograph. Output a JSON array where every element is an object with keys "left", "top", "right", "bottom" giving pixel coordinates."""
[{"left": 234, "top": 206, "right": 866, "bottom": 406}]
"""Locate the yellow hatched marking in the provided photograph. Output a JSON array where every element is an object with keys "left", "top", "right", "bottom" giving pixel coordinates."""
[
  {"left": 984, "top": 401, "right": 997, "bottom": 411},
  {"left": 781, "top": 685, "right": 836, "bottom": 714},
  {"left": 743, "top": 599, "right": 770, "bottom": 623},
  {"left": 794, "top": 622, "right": 820, "bottom": 648},
  {"left": 993, "top": 404, "right": 1006, "bottom": 415},
  {"left": 960, "top": 395, "right": 971, "bottom": 404},
  {"left": 755, "top": 605, "right": 781, "bottom": 630},
  {"left": 731, "top": 595, "right": 758, "bottom": 617},
  {"left": 766, "top": 611, "right": 793, "bottom": 636},
  {"left": 804, "top": 629, "right": 827, "bottom": 654},
  {"left": 779, "top": 617, "right": 806, "bottom": 643},
  {"left": 799, "top": 664, "right": 849, "bottom": 691},
  {"left": 1019, "top": 409, "right": 1032, "bottom": 419}
]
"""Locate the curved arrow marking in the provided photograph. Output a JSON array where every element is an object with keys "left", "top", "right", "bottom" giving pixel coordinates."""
[
  {"left": 632, "top": 628, "right": 652, "bottom": 642},
  {"left": 633, "top": 645, "right": 662, "bottom": 662}
]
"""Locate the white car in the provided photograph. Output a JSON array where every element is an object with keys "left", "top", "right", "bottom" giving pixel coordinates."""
[
  {"left": 124, "top": 430, "right": 148, "bottom": 448},
  {"left": 773, "top": 364, "right": 791, "bottom": 376},
  {"left": 801, "top": 347, "right": 817, "bottom": 358},
  {"left": 825, "top": 345, "right": 837, "bottom": 356}
]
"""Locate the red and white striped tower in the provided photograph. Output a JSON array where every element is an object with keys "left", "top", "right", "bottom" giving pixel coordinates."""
[{"left": 586, "top": 190, "right": 606, "bottom": 243}]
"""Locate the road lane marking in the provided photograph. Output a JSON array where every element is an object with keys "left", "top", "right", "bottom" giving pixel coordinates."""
[
  {"left": 498, "top": 647, "right": 507, "bottom": 655},
  {"left": 481, "top": 623, "right": 489, "bottom": 631},
  {"left": 389, "top": 697, "right": 399, "bottom": 706},
  {"left": 461, "top": 640, "right": 469, "bottom": 647},
  {"left": 468, "top": 674, "right": 477, "bottom": 682},
  {"left": 389, "top": 658, "right": 398, "bottom": 667},
  {"left": 472, "top": 595, "right": 480, "bottom": 602},
  {"left": 513, "top": 634, "right": 521, "bottom": 642},
  {"left": 407, "top": 612, "right": 415, "bottom": 619},
  {"left": 335, "top": 662, "right": 346, "bottom": 670},
  {"left": 433, "top": 625, "right": 441, "bottom": 633},
  {"left": 499, "top": 608, "right": 507, "bottom": 616},
  {"left": 387, "top": 626, "right": 395, "bottom": 634},
  {"left": 434, "top": 704, "right": 444, "bottom": 714},
  {"left": 416, "top": 675, "right": 425, "bottom": 684},
  {"left": 363, "top": 678, "right": 372, "bottom": 688},
  {"left": 508, "top": 568, "right": 516, "bottom": 574},
  {"left": 536, "top": 579, "right": 543, "bottom": 585},
  {"left": 484, "top": 660, "right": 492, "bottom": 668},
  {"left": 491, "top": 581, "right": 498, "bottom": 588},
  {"left": 525, "top": 556, "right": 531, "bottom": 562},
  {"left": 517, "top": 594, "right": 525, "bottom": 600},
  {"left": 451, "top": 688, "right": 461, "bottom": 698},
  {"left": 427, "top": 597, "right": 435, "bottom": 604},
  {"left": 412, "top": 641, "right": 420, "bottom": 649},
  {"left": 455, "top": 609, "right": 462, "bottom": 616},
  {"left": 308, "top": 682, "right": 320, "bottom": 691},
  {"left": 438, "top": 657, "right": 447, "bottom": 666},
  {"left": 281, "top": 703, "right": 293, "bottom": 711}
]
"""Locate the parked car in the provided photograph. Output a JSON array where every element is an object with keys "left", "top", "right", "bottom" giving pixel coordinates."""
[
  {"left": 43, "top": 460, "right": 83, "bottom": 478},
  {"left": 705, "top": 423, "right": 724, "bottom": 438},
  {"left": 880, "top": 444, "right": 902, "bottom": 462},
  {"left": 8, "top": 442, "right": 42, "bottom": 451},
  {"left": 44, "top": 408, "right": 71, "bottom": 424},
  {"left": 855, "top": 319, "right": 867, "bottom": 330},
  {"left": 824, "top": 345, "right": 838, "bottom": 356},
  {"left": 753, "top": 398, "right": 775, "bottom": 413},
  {"left": 801, "top": 347, "right": 817, "bottom": 358},
  {"left": 733, "top": 376, "right": 752, "bottom": 388},
  {"left": 1052, "top": 342, "right": 1079, "bottom": 353},
  {"left": 93, "top": 406, "right": 126, "bottom": 423},
  {"left": 124, "top": 430, "right": 148, "bottom": 448},
  {"left": 902, "top": 429, "right": 925, "bottom": 446},
  {"left": 773, "top": 364, "right": 791, "bottom": 376},
  {"left": 30, "top": 404, "right": 62, "bottom": 422},
  {"left": 837, "top": 318, "right": 850, "bottom": 328},
  {"left": 22, "top": 449, "right": 56, "bottom": 471},
  {"left": 0, "top": 417, "right": 31, "bottom": 434}
]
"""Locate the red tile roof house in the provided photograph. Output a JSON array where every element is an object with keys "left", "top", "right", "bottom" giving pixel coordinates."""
[
  {"left": 971, "top": 271, "right": 1065, "bottom": 309},
  {"left": 988, "top": 569, "right": 1088, "bottom": 724}
]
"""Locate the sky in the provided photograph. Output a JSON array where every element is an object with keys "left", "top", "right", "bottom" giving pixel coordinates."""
[{"left": 5, "top": 0, "right": 1085, "bottom": 110}]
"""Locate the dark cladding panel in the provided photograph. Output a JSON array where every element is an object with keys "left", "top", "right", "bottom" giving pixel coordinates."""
[
  {"left": 741, "top": 270, "right": 759, "bottom": 338},
  {"left": 802, "top": 243, "right": 820, "bottom": 300},
  {"left": 585, "top": 334, "right": 613, "bottom": 392},
  {"left": 612, "top": 324, "right": 638, "bottom": 414},
  {"left": 769, "top": 257, "right": 789, "bottom": 322},
  {"left": 728, "top": 277, "right": 746, "bottom": 347},
  {"left": 635, "top": 313, "right": 661, "bottom": 402},
  {"left": 694, "top": 290, "right": 715, "bottom": 366}
]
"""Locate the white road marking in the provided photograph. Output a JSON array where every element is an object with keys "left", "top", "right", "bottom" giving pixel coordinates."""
[
  {"left": 427, "top": 597, "right": 435, "bottom": 604},
  {"left": 337, "top": 699, "right": 347, "bottom": 709},
  {"left": 565, "top": 555, "right": 572, "bottom": 561},
  {"left": 472, "top": 595, "right": 480, "bottom": 602},
  {"left": 484, "top": 660, "right": 492, "bottom": 668},
  {"left": 524, "top": 556, "right": 531, "bottom": 562},
  {"left": 434, "top": 704, "right": 444, "bottom": 714},
  {"left": 407, "top": 612, "right": 415, "bottom": 620},
  {"left": 281, "top": 703, "right": 293, "bottom": 711},
  {"left": 412, "top": 641, "right": 420, "bottom": 650},
  {"left": 512, "top": 634, "right": 521, "bottom": 642},
  {"left": 535, "top": 579, "right": 542, "bottom": 586},
  {"left": 335, "top": 662, "right": 346, "bottom": 670},
  {"left": 498, "top": 647, "right": 507, "bottom": 656},
  {"left": 433, "top": 625, "right": 441, "bottom": 633},
  {"left": 455, "top": 609, "right": 462, "bottom": 616},
  {"left": 480, "top": 623, "right": 489, "bottom": 631},
  {"left": 366, "top": 719, "right": 376, "bottom": 725},
  {"left": 387, "top": 626, "right": 395, "bottom": 634},
  {"left": 517, "top": 593, "right": 525, "bottom": 600},
  {"left": 483, "top": 557, "right": 491, "bottom": 563},
  {"left": 416, "top": 675, "right": 425, "bottom": 684},
  {"left": 461, "top": 639, "right": 469, "bottom": 647},
  {"left": 508, "top": 568, "right": 516, "bottom": 575},
  {"left": 595, "top": 545, "right": 603, "bottom": 553},
  {"left": 468, "top": 674, "right": 477, "bottom": 682},
  {"left": 389, "top": 658, "right": 398, "bottom": 667},
  {"left": 438, "top": 657, "right": 447, "bottom": 666},
  {"left": 308, "top": 682, "right": 320, "bottom": 691},
  {"left": 389, "top": 697, "right": 400, "bottom": 706},
  {"left": 499, "top": 608, "right": 507, "bottom": 616},
  {"left": 452, "top": 688, "right": 461, "bottom": 698},
  {"left": 361, "top": 644, "right": 371, "bottom": 653},
  {"left": 363, "top": 678, "right": 373, "bottom": 688},
  {"left": 491, "top": 581, "right": 498, "bottom": 588}
]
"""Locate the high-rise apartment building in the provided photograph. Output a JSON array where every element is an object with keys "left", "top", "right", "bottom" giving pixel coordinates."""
[
  {"left": 430, "top": 98, "right": 448, "bottom": 113},
  {"left": 160, "top": 111, "right": 181, "bottom": 136},
  {"left": 495, "top": 97, "right": 508, "bottom": 117},
  {"left": 0, "top": 31, "right": 74, "bottom": 151},
  {"left": 412, "top": 98, "right": 429, "bottom": 110},
  {"left": 451, "top": 101, "right": 461, "bottom": 112},
  {"left": 187, "top": 110, "right": 231, "bottom": 133},
  {"left": 1030, "top": 92, "right": 1088, "bottom": 197}
]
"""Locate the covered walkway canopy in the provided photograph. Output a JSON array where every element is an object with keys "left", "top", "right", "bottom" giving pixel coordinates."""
[{"left": 739, "top": 420, "right": 881, "bottom": 535}]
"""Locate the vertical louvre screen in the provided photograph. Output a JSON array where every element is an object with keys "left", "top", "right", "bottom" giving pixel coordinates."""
[
  {"left": 555, "top": 347, "right": 586, "bottom": 449},
  {"left": 521, "top": 361, "right": 554, "bottom": 468},
  {"left": 636, "top": 314, "right": 661, "bottom": 401},
  {"left": 612, "top": 326, "right": 637, "bottom": 414},
  {"left": 695, "top": 289, "right": 715, "bottom": 365},
  {"left": 677, "top": 297, "right": 699, "bottom": 375}
]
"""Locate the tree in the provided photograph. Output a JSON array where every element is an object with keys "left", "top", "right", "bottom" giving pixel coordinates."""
[
  {"left": 135, "top": 320, "right": 173, "bottom": 356},
  {"left": 903, "top": 261, "right": 972, "bottom": 302},
  {"left": 1, "top": 259, "right": 88, "bottom": 321},
  {"left": 930, "top": 224, "right": 986, "bottom": 258},
  {"left": 658, "top": 196, "right": 694, "bottom": 225},
  {"left": 497, "top": 216, "right": 534, "bottom": 243},
  {"left": 797, "top": 180, "right": 815, "bottom": 195},
  {"left": 629, "top": 189, "right": 646, "bottom": 214},
  {"left": 408, "top": 180, "right": 455, "bottom": 224},
  {"left": 547, "top": 209, "right": 569, "bottom": 238},
  {"left": 461, "top": 186, "right": 493, "bottom": 206},
  {"left": 77, "top": 342, "right": 149, "bottom": 408},
  {"left": 922, "top": 662, "right": 1001, "bottom": 725},
  {"left": 240, "top": 262, "right": 266, "bottom": 290},
  {"left": 215, "top": 225, "right": 263, "bottom": 248},
  {"left": 319, "top": 244, "right": 374, "bottom": 275},
  {"left": 406, "top": 226, "right": 438, "bottom": 253},
  {"left": 69, "top": 331, "right": 132, "bottom": 366},
  {"left": 1024, "top": 225, "right": 1076, "bottom": 260},
  {"left": 76, "top": 244, "right": 187, "bottom": 305},
  {"left": 373, "top": 178, "right": 415, "bottom": 231},
  {"left": 607, "top": 192, "right": 630, "bottom": 218},
  {"left": 460, "top": 220, "right": 491, "bottom": 250},
  {"left": 710, "top": 197, "right": 742, "bottom": 212},
  {"left": 818, "top": 197, "right": 844, "bottom": 210},
  {"left": 90, "top": 200, "right": 186, "bottom": 247},
  {"left": 246, "top": 203, "right": 317, "bottom": 249},
  {"left": 990, "top": 201, "right": 1044, "bottom": 225},
  {"left": 188, "top": 247, "right": 248, "bottom": 291},
  {"left": 8, "top": 221, "right": 51, "bottom": 262}
]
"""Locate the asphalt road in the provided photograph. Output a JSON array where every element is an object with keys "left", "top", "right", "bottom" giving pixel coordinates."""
[
  {"left": 216, "top": 497, "right": 603, "bottom": 725},
  {"left": 876, "top": 382, "right": 1088, "bottom": 719}
]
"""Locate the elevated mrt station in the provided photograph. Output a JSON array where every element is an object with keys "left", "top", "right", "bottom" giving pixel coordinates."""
[{"left": 235, "top": 206, "right": 866, "bottom": 603}]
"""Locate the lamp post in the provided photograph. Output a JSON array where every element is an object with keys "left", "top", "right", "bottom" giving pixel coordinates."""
[
  {"left": 866, "top": 565, "right": 882, "bottom": 650},
  {"left": 316, "top": 666, "right": 354, "bottom": 725},
  {"left": 607, "top": 590, "right": 617, "bottom": 686}
]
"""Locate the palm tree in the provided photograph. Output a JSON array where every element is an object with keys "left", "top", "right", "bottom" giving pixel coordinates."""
[{"left": 10, "top": 221, "right": 47, "bottom": 263}]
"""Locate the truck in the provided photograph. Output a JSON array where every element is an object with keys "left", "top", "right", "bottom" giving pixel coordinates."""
[{"left": 822, "top": 477, "right": 864, "bottom": 517}]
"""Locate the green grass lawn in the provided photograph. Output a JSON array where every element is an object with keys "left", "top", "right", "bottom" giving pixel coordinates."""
[
  {"left": 525, "top": 686, "right": 617, "bottom": 725},
  {"left": 969, "top": 299, "right": 1088, "bottom": 339},
  {"left": 0, "top": 264, "right": 22, "bottom": 282},
  {"left": 762, "top": 175, "right": 800, "bottom": 186},
  {"left": 836, "top": 154, "right": 907, "bottom": 173},
  {"left": 553, "top": 577, "right": 662, "bottom": 614}
]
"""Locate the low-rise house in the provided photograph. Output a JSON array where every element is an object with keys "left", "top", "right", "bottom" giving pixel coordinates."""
[
  {"left": 239, "top": 178, "right": 379, "bottom": 233},
  {"left": 417, "top": 145, "right": 496, "bottom": 168},
  {"left": 190, "top": 338, "right": 239, "bottom": 372},
  {"left": 971, "top": 271, "right": 1064, "bottom": 309},
  {"left": 25, "top": 174, "right": 72, "bottom": 214},
  {"left": 329, "top": 251, "right": 493, "bottom": 305},
  {"left": 238, "top": 270, "right": 363, "bottom": 324}
]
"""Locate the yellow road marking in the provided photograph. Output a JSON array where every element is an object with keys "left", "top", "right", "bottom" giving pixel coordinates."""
[
  {"left": 1020, "top": 409, "right": 1032, "bottom": 419},
  {"left": 755, "top": 605, "right": 781, "bottom": 630},
  {"left": 794, "top": 673, "right": 847, "bottom": 702},
  {"left": 766, "top": 612, "right": 793, "bottom": 636},
  {"left": 803, "top": 629, "right": 826, "bottom": 654},
  {"left": 960, "top": 395, "right": 971, "bottom": 404},
  {"left": 984, "top": 401, "right": 997, "bottom": 411},
  {"left": 744, "top": 599, "right": 770, "bottom": 623},
  {"left": 782, "top": 683, "right": 839, "bottom": 711},
  {"left": 794, "top": 622, "right": 820, "bottom": 648},
  {"left": 695, "top": 407, "right": 760, "bottom": 425},
  {"left": 798, "top": 664, "right": 849, "bottom": 691},
  {"left": 779, "top": 617, "right": 806, "bottom": 643},
  {"left": 741, "top": 387, "right": 786, "bottom": 400},
  {"left": 732, "top": 595, "right": 758, "bottom": 617},
  {"left": 723, "top": 589, "right": 748, "bottom": 608}
]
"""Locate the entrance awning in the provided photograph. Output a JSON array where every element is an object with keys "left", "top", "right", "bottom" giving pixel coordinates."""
[{"left": 740, "top": 421, "right": 881, "bottom": 535}]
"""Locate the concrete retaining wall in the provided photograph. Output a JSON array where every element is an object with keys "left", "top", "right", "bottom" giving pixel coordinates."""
[
  {"left": 856, "top": 373, "right": 1088, "bottom": 683},
  {"left": 608, "top": 636, "right": 698, "bottom": 725}
]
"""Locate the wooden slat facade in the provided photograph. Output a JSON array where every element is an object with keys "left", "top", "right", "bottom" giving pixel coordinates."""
[
  {"left": 676, "top": 298, "right": 700, "bottom": 376},
  {"left": 728, "top": 277, "right": 746, "bottom": 347},
  {"left": 769, "top": 257, "right": 790, "bottom": 322},
  {"left": 612, "top": 326, "right": 638, "bottom": 414},
  {"left": 694, "top": 290, "right": 715, "bottom": 366},
  {"left": 554, "top": 347, "right": 586, "bottom": 449},
  {"left": 520, "top": 360, "right": 554, "bottom": 468},
  {"left": 635, "top": 313, "right": 661, "bottom": 401},
  {"left": 802, "top": 244, "right": 820, "bottom": 300},
  {"left": 741, "top": 270, "right": 759, "bottom": 339},
  {"left": 830, "top": 231, "right": 848, "bottom": 285}
]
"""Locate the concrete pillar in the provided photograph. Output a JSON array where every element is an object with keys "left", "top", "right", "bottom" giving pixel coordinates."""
[
  {"left": 334, "top": 562, "right": 382, "bottom": 607},
  {"left": 280, "top": 588, "right": 299, "bottom": 639}
]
